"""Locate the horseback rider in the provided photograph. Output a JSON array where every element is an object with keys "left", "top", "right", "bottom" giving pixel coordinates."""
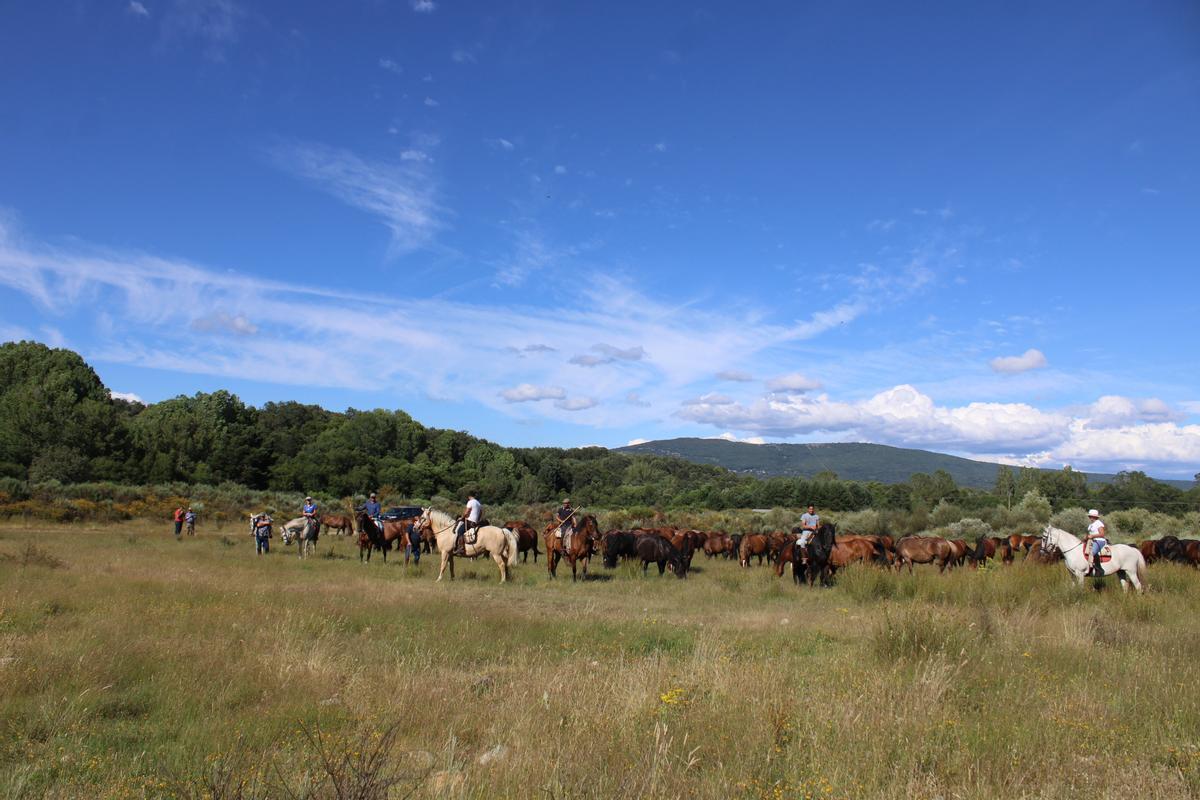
[
  {"left": 455, "top": 492, "right": 483, "bottom": 554},
  {"left": 1085, "top": 509, "right": 1108, "bottom": 576},
  {"left": 555, "top": 498, "right": 577, "bottom": 540},
  {"left": 364, "top": 491, "right": 382, "bottom": 533},
  {"left": 302, "top": 495, "right": 319, "bottom": 539},
  {"left": 796, "top": 503, "right": 820, "bottom": 564}
]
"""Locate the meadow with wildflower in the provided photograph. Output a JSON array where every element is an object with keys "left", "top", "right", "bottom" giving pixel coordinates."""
[{"left": 2, "top": 521, "right": 1199, "bottom": 798}]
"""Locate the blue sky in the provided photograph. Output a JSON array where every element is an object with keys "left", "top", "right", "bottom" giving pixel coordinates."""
[{"left": 2, "top": 1, "right": 1199, "bottom": 477}]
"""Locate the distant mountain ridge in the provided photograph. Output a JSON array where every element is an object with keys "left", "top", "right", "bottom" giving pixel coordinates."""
[{"left": 615, "top": 438, "right": 1193, "bottom": 490}]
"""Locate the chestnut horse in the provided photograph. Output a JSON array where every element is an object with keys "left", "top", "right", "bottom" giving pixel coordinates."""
[
  {"left": 321, "top": 513, "right": 354, "bottom": 537},
  {"left": 972, "top": 536, "right": 1013, "bottom": 566},
  {"left": 703, "top": 533, "right": 734, "bottom": 558},
  {"left": 355, "top": 511, "right": 410, "bottom": 563},
  {"left": 739, "top": 534, "right": 770, "bottom": 567},
  {"left": 544, "top": 514, "right": 601, "bottom": 581},
  {"left": 503, "top": 520, "right": 541, "bottom": 563},
  {"left": 895, "top": 536, "right": 955, "bottom": 573}
]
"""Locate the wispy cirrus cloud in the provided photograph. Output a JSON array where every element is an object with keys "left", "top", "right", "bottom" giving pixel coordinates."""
[
  {"left": 569, "top": 343, "right": 646, "bottom": 367},
  {"left": 501, "top": 384, "right": 566, "bottom": 403},
  {"left": 411, "top": 0, "right": 435, "bottom": 12},
  {"left": 160, "top": 0, "right": 244, "bottom": 61},
  {"left": 128, "top": 1, "right": 150, "bottom": 17},
  {"left": 269, "top": 141, "right": 444, "bottom": 255}
]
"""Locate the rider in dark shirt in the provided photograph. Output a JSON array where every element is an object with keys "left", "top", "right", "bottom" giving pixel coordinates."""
[{"left": 555, "top": 499, "right": 576, "bottom": 540}]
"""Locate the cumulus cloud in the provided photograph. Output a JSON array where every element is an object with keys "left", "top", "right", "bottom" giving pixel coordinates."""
[
  {"left": 712, "top": 432, "right": 766, "bottom": 444},
  {"left": 500, "top": 384, "right": 566, "bottom": 403},
  {"left": 766, "top": 372, "right": 822, "bottom": 393},
  {"left": 378, "top": 57, "right": 403, "bottom": 75},
  {"left": 111, "top": 390, "right": 144, "bottom": 404},
  {"left": 555, "top": 396, "right": 597, "bottom": 411},
  {"left": 570, "top": 343, "right": 646, "bottom": 367},
  {"left": 716, "top": 369, "right": 753, "bottom": 382},
  {"left": 989, "top": 348, "right": 1048, "bottom": 374},
  {"left": 1084, "top": 396, "right": 1182, "bottom": 428}
]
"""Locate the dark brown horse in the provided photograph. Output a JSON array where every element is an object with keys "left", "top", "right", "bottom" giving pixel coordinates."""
[
  {"left": 544, "top": 514, "right": 600, "bottom": 581},
  {"left": 972, "top": 536, "right": 1013, "bottom": 567},
  {"left": 1137, "top": 539, "right": 1159, "bottom": 564},
  {"left": 703, "top": 533, "right": 734, "bottom": 558},
  {"left": 947, "top": 539, "right": 970, "bottom": 569},
  {"left": 503, "top": 520, "right": 541, "bottom": 563},
  {"left": 895, "top": 536, "right": 954, "bottom": 573},
  {"left": 356, "top": 511, "right": 411, "bottom": 563},
  {"left": 321, "top": 513, "right": 354, "bottom": 537}
]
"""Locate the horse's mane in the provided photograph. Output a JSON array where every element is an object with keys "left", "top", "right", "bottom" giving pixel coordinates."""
[{"left": 425, "top": 508, "right": 457, "bottom": 530}]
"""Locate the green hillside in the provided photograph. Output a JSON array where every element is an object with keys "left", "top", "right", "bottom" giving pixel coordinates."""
[{"left": 616, "top": 438, "right": 1193, "bottom": 490}]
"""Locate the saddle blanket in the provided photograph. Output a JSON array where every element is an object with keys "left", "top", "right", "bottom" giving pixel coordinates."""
[{"left": 1098, "top": 545, "right": 1112, "bottom": 563}]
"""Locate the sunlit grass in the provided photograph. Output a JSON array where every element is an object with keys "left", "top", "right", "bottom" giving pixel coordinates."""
[{"left": 1, "top": 521, "right": 1198, "bottom": 798}]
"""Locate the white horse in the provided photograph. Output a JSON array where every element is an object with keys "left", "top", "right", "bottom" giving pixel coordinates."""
[
  {"left": 420, "top": 508, "right": 518, "bottom": 583},
  {"left": 281, "top": 516, "right": 319, "bottom": 558},
  {"left": 1041, "top": 524, "right": 1146, "bottom": 593}
]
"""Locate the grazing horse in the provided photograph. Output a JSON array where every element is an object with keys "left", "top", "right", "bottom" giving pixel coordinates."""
[
  {"left": 973, "top": 536, "right": 1013, "bottom": 567},
  {"left": 634, "top": 535, "right": 686, "bottom": 578},
  {"left": 1007, "top": 533, "right": 1040, "bottom": 555},
  {"left": 321, "top": 513, "right": 354, "bottom": 537},
  {"left": 1137, "top": 539, "right": 1159, "bottom": 564},
  {"left": 419, "top": 508, "right": 517, "bottom": 583},
  {"left": 503, "top": 520, "right": 541, "bottom": 563},
  {"left": 544, "top": 514, "right": 600, "bottom": 581},
  {"left": 602, "top": 531, "right": 639, "bottom": 568},
  {"left": 1040, "top": 524, "right": 1146, "bottom": 592},
  {"left": 895, "top": 536, "right": 954, "bottom": 573},
  {"left": 738, "top": 534, "right": 770, "bottom": 567},
  {"left": 703, "top": 533, "right": 733, "bottom": 558}
]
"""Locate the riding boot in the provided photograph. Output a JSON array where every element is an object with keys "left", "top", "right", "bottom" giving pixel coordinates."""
[{"left": 1092, "top": 552, "right": 1103, "bottom": 577}]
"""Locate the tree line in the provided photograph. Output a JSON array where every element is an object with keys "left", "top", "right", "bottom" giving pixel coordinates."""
[{"left": 2, "top": 341, "right": 1197, "bottom": 515}]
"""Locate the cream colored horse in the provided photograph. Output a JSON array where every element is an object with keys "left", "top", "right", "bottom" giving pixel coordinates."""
[{"left": 420, "top": 508, "right": 518, "bottom": 582}]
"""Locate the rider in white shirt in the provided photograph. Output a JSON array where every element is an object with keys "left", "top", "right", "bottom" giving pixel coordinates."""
[
  {"left": 1085, "top": 509, "right": 1108, "bottom": 576},
  {"left": 455, "top": 493, "right": 483, "bottom": 552}
]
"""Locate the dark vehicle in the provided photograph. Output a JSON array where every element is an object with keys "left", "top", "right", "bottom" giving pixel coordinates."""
[{"left": 380, "top": 506, "right": 422, "bottom": 522}]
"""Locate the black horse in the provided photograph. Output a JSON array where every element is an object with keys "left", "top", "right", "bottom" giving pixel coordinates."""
[
  {"left": 728, "top": 533, "right": 743, "bottom": 560},
  {"left": 793, "top": 522, "right": 836, "bottom": 587},
  {"left": 634, "top": 535, "right": 686, "bottom": 578},
  {"left": 601, "top": 531, "right": 639, "bottom": 568}
]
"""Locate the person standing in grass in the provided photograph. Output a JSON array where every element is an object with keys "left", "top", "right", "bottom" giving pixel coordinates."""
[
  {"left": 185, "top": 507, "right": 196, "bottom": 536},
  {"left": 252, "top": 513, "right": 273, "bottom": 555},
  {"left": 173, "top": 506, "right": 184, "bottom": 539},
  {"left": 406, "top": 518, "right": 422, "bottom": 565}
]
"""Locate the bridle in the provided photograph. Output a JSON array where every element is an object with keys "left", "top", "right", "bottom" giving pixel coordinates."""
[{"left": 1040, "top": 527, "right": 1083, "bottom": 557}]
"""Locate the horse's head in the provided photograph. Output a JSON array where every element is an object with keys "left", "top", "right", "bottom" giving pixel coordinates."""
[{"left": 1040, "top": 524, "right": 1059, "bottom": 554}]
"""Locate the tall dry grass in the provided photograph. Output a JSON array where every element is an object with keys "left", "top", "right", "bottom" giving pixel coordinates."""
[{"left": 1, "top": 521, "right": 1198, "bottom": 798}]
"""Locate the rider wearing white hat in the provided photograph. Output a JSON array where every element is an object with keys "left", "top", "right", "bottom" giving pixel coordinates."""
[{"left": 1084, "top": 509, "right": 1107, "bottom": 577}]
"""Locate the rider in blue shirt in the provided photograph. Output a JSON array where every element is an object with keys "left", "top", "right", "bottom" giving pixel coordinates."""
[{"left": 364, "top": 492, "right": 382, "bottom": 532}]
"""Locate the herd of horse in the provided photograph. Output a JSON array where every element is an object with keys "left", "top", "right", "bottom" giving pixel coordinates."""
[{"left": 267, "top": 509, "right": 1193, "bottom": 593}]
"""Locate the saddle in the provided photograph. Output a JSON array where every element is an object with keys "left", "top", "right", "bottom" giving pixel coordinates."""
[{"left": 1097, "top": 544, "right": 1113, "bottom": 563}]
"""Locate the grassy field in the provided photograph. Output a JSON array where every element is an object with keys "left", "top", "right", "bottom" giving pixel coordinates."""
[{"left": 2, "top": 522, "right": 1199, "bottom": 799}]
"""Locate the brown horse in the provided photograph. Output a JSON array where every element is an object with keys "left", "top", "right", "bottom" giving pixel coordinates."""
[
  {"left": 972, "top": 536, "right": 1013, "bottom": 567},
  {"left": 739, "top": 534, "right": 770, "bottom": 567},
  {"left": 503, "top": 520, "right": 541, "bottom": 563},
  {"left": 1137, "top": 539, "right": 1159, "bottom": 564},
  {"left": 321, "top": 513, "right": 354, "bottom": 537},
  {"left": 544, "top": 514, "right": 600, "bottom": 581},
  {"left": 895, "top": 536, "right": 954, "bottom": 573},
  {"left": 355, "top": 511, "right": 410, "bottom": 563},
  {"left": 947, "top": 539, "right": 970, "bottom": 569},
  {"left": 703, "top": 533, "right": 734, "bottom": 558},
  {"left": 1007, "top": 533, "right": 1040, "bottom": 555}
]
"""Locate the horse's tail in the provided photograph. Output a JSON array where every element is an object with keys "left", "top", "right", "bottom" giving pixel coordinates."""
[
  {"left": 504, "top": 528, "right": 519, "bottom": 567},
  {"left": 1136, "top": 554, "right": 1148, "bottom": 590}
]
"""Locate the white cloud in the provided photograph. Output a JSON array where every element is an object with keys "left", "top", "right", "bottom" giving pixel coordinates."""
[
  {"left": 554, "top": 165, "right": 567, "bottom": 175},
  {"left": 400, "top": 149, "right": 431, "bottom": 162},
  {"left": 423, "top": 97, "right": 439, "bottom": 107},
  {"left": 716, "top": 370, "right": 753, "bottom": 382},
  {"left": 1180, "top": 401, "right": 1200, "bottom": 415},
  {"left": 485, "top": 138, "right": 515, "bottom": 151},
  {"left": 378, "top": 57, "right": 403, "bottom": 75},
  {"left": 451, "top": 48, "right": 477, "bottom": 64},
  {"left": 111, "top": 391, "right": 144, "bottom": 404},
  {"left": 867, "top": 218, "right": 897, "bottom": 233},
  {"left": 626, "top": 392, "right": 650, "bottom": 408},
  {"left": 1084, "top": 395, "right": 1182, "bottom": 428},
  {"left": 269, "top": 141, "right": 443, "bottom": 255},
  {"left": 766, "top": 372, "right": 822, "bottom": 393},
  {"left": 684, "top": 392, "right": 735, "bottom": 406},
  {"left": 712, "top": 432, "right": 765, "bottom": 444},
  {"left": 570, "top": 343, "right": 647, "bottom": 367},
  {"left": 626, "top": 438, "right": 650, "bottom": 446},
  {"left": 128, "top": 1, "right": 150, "bottom": 17},
  {"left": 989, "top": 348, "right": 1048, "bottom": 374},
  {"left": 653, "top": 141, "right": 667, "bottom": 152},
  {"left": 501, "top": 384, "right": 566, "bottom": 403},
  {"left": 555, "top": 396, "right": 597, "bottom": 411},
  {"left": 411, "top": 0, "right": 435, "bottom": 12}
]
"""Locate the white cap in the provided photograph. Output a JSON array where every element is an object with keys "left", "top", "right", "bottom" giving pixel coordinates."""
[{"left": 1087, "top": 509, "right": 1100, "bottom": 517}]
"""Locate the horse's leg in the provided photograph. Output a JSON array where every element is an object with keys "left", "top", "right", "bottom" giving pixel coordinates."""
[
  {"left": 658, "top": 559, "right": 666, "bottom": 576},
  {"left": 436, "top": 551, "right": 449, "bottom": 582},
  {"left": 570, "top": 556, "right": 578, "bottom": 583}
]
